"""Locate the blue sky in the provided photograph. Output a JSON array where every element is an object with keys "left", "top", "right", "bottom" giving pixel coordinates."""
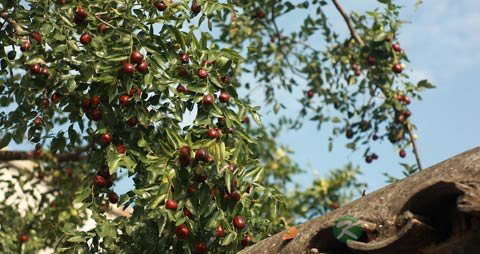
[
  {"left": 252, "top": 0, "right": 480, "bottom": 192},
  {"left": 6, "top": 1, "right": 479, "bottom": 197}
]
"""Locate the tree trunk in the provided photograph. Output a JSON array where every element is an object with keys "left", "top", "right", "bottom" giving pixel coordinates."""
[{"left": 241, "top": 147, "right": 480, "bottom": 254}]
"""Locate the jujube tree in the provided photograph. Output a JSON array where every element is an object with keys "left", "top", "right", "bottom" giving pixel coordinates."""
[{"left": 0, "top": 0, "right": 433, "bottom": 253}]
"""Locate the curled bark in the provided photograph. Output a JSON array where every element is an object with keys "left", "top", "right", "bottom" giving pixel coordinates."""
[{"left": 241, "top": 147, "right": 480, "bottom": 254}]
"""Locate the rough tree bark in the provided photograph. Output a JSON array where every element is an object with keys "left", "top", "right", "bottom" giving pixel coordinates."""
[{"left": 241, "top": 147, "right": 480, "bottom": 254}]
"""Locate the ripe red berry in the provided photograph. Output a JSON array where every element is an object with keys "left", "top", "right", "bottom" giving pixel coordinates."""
[
  {"left": 392, "top": 43, "right": 401, "bottom": 52},
  {"left": 20, "top": 40, "right": 31, "bottom": 52},
  {"left": 154, "top": 1, "right": 167, "bottom": 11},
  {"left": 396, "top": 113, "right": 406, "bottom": 123},
  {"left": 33, "top": 148, "right": 42, "bottom": 158},
  {"left": 119, "top": 95, "right": 130, "bottom": 106},
  {"left": 81, "top": 98, "right": 91, "bottom": 110},
  {"left": 94, "top": 175, "right": 107, "bottom": 187},
  {"left": 50, "top": 93, "right": 61, "bottom": 104},
  {"left": 255, "top": 10, "right": 266, "bottom": 19},
  {"left": 233, "top": 215, "right": 246, "bottom": 230},
  {"left": 136, "top": 60, "right": 148, "bottom": 73},
  {"left": 176, "top": 84, "right": 187, "bottom": 93},
  {"left": 365, "top": 155, "right": 373, "bottom": 163},
  {"left": 307, "top": 89, "right": 314, "bottom": 98},
  {"left": 100, "top": 133, "right": 112, "bottom": 144},
  {"left": 39, "top": 67, "right": 49, "bottom": 75},
  {"left": 175, "top": 224, "right": 189, "bottom": 239},
  {"left": 116, "top": 144, "right": 126, "bottom": 154},
  {"left": 207, "top": 128, "right": 219, "bottom": 139},
  {"left": 179, "top": 146, "right": 191, "bottom": 158},
  {"left": 352, "top": 64, "right": 361, "bottom": 76},
  {"left": 129, "top": 86, "right": 142, "bottom": 97},
  {"left": 194, "top": 242, "right": 207, "bottom": 253},
  {"left": 108, "top": 192, "right": 119, "bottom": 204},
  {"left": 241, "top": 234, "right": 252, "bottom": 247},
  {"left": 402, "top": 96, "right": 411, "bottom": 105},
  {"left": 31, "top": 31, "right": 42, "bottom": 44},
  {"left": 127, "top": 117, "right": 138, "bottom": 127},
  {"left": 40, "top": 98, "right": 49, "bottom": 108},
  {"left": 187, "top": 184, "right": 197, "bottom": 194},
  {"left": 242, "top": 116, "right": 250, "bottom": 125},
  {"left": 80, "top": 32, "right": 91, "bottom": 45},
  {"left": 179, "top": 146, "right": 191, "bottom": 167},
  {"left": 179, "top": 53, "right": 189, "bottom": 63},
  {"left": 230, "top": 191, "right": 241, "bottom": 201},
  {"left": 183, "top": 207, "right": 193, "bottom": 218},
  {"left": 392, "top": 63, "right": 403, "bottom": 73},
  {"left": 366, "top": 56, "right": 376, "bottom": 66},
  {"left": 191, "top": 2, "right": 201, "bottom": 14},
  {"left": 216, "top": 225, "right": 225, "bottom": 237},
  {"left": 207, "top": 155, "right": 214, "bottom": 163},
  {"left": 130, "top": 50, "right": 144, "bottom": 64},
  {"left": 330, "top": 202, "right": 340, "bottom": 209},
  {"left": 19, "top": 233, "right": 29, "bottom": 243},
  {"left": 195, "top": 148, "right": 208, "bottom": 162},
  {"left": 76, "top": 6, "right": 87, "bottom": 19},
  {"left": 403, "top": 110, "right": 411, "bottom": 118},
  {"left": 30, "top": 63, "right": 41, "bottom": 74},
  {"left": 90, "top": 95, "right": 101, "bottom": 107},
  {"left": 399, "top": 149, "right": 406, "bottom": 158},
  {"left": 166, "top": 199, "right": 178, "bottom": 211},
  {"left": 34, "top": 116, "right": 42, "bottom": 126},
  {"left": 90, "top": 108, "right": 103, "bottom": 121},
  {"left": 123, "top": 63, "right": 135, "bottom": 74},
  {"left": 346, "top": 129, "right": 354, "bottom": 139},
  {"left": 98, "top": 23, "right": 108, "bottom": 33},
  {"left": 219, "top": 91, "right": 231, "bottom": 103},
  {"left": 197, "top": 68, "right": 208, "bottom": 79},
  {"left": 202, "top": 94, "right": 215, "bottom": 106},
  {"left": 221, "top": 76, "right": 230, "bottom": 84}
]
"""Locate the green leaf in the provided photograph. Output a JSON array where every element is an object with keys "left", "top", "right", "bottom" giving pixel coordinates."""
[
  {"left": 67, "top": 235, "right": 86, "bottom": 243},
  {"left": 0, "top": 133, "right": 11, "bottom": 149},
  {"left": 417, "top": 79, "right": 435, "bottom": 88},
  {"left": 97, "top": 223, "right": 117, "bottom": 239},
  {"left": 225, "top": 169, "right": 232, "bottom": 194},
  {"left": 222, "top": 232, "right": 236, "bottom": 246}
]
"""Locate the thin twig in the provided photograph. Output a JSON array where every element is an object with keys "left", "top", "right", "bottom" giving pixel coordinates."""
[
  {"left": 331, "top": 0, "right": 365, "bottom": 47},
  {"left": 406, "top": 123, "right": 422, "bottom": 170},
  {"left": 269, "top": 2, "right": 308, "bottom": 80},
  {"left": 0, "top": 147, "right": 88, "bottom": 162}
]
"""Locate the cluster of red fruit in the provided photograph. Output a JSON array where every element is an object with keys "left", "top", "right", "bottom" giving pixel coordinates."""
[
  {"left": 28, "top": 63, "right": 49, "bottom": 76},
  {"left": 352, "top": 63, "right": 362, "bottom": 76},
  {"left": 82, "top": 95, "right": 103, "bottom": 121},
  {"left": 121, "top": 50, "right": 149, "bottom": 75},
  {"left": 19, "top": 31, "right": 42, "bottom": 52},
  {"left": 154, "top": 1, "right": 201, "bottom": 15},
  {"left": 93, "top": 167, "right": 119, "bottom": 204},
  {"left": 391, "top": 43, "right": 404, "bottom": 74},
  {"left": 365, "top": 153, "right": 379, "bottom": 163},
  {"left": 173, "top": 215, "right": 249, "bottom": 252},
  {"left": 178, "top": 146, "right": 215, "bottom": 168}
]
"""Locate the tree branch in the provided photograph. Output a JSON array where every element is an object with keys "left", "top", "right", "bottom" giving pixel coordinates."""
[
  {"left": 0, "top": 147, "right": 88, "bottom": 162},
  {"left": 407, "top": 122, "right": 423, "bottom": 170},
  {"left": 0, "top": 10, "right": 25, "bottom": 34},
  {"left": 269, "top": 3, "right": 308, "bottom": 80},
  {"left": 331, "top": 0, "right": 365, "bottom": 47}
]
